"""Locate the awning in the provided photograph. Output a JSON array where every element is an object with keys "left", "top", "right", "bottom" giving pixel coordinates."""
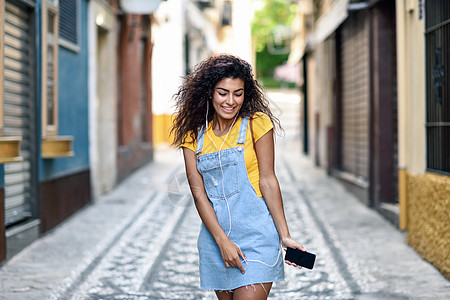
[{"left": 314, "top": 0, "right": 349, "bottom": 44}]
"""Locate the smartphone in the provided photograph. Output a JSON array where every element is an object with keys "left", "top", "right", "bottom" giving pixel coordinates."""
[{"left": 285, "top": 247, "right": 316, "bottom": 270}]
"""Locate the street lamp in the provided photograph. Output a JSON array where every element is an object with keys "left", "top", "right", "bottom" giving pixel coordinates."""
[{"left": 120, "top": 0, "right": 162, "bottom": 14}]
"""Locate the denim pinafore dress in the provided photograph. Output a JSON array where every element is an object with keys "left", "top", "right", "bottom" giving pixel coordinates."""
[{"left": 195, "top": 116, "right": 284, "bottom": 291}]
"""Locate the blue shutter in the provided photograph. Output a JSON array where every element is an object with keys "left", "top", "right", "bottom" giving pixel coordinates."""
[{"left": 59, "top": 0, "right": 79, "bottom": 45}]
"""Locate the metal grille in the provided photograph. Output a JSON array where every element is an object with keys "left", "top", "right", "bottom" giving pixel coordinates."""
[
  {"left": 59, "top": 0, "right": 79, "bottom": 45},
  {"left": 425, "top": 0, "right": 450, "bottom": 174},
  {"left": 3, "top": 1, "right": 34, "bottom": 226},
  {"left": 339, "top": 11, "right": 370, "bottom": 180}
]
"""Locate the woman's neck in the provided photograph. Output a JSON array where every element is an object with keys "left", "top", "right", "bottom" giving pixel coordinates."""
[{"left": 212, "top": 114, "right": 238, "bottom": 137}]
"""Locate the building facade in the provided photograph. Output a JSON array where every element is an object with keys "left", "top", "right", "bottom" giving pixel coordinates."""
[
  {"left": 396, "top": 0, "right": 449, "bottom": 279},
  {"left": 0, "top": 0, "right": 159, "bottom": 263},
  {"left": 0, "top": 0, "right": 90, "bottom": 261},
  {"left": 293, "top": 0, "right": 449, "bottom": 278},
  {"left": 116, "top": 11, "right": 154, "bottom": 182}
]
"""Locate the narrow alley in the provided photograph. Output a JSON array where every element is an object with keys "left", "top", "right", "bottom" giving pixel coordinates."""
[
  {"left": 0, "top": 1, "right": 449, "bottom": 299},
  {"left": 0, "top": 91, "right": 448, "bottom": 299}
]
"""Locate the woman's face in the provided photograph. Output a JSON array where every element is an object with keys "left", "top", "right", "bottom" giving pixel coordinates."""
[{"left": 212, "top": 77, "right": 245, "bottom": 121}]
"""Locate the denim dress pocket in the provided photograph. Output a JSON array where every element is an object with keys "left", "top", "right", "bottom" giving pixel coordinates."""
[{"left": 200, "top": 161, "right": 239, "bottom": 200}]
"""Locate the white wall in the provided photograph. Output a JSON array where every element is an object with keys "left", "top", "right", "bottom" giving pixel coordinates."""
[
  {"left": 216, "top": 0, "right": 253, "bottom": 63},
  {"left": 151, "top": 0, "right": 253, "bottom": 117},
  {"left": 151, "top": 0, "right": 185, "bottom": 116},
  {"left": 231, "top": 0, "right": 253, "bottom": 62},
  {"left": 88, "top": 0, "right": 118, "bottom": 199}
]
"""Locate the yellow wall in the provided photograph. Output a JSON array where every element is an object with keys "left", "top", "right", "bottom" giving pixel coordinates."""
[
  {"left": 396, "top": 0, "right": 426, "bottom": 229},
  {"left": 406, "top": 172, "right": 450, "bottom": 279},
  {"left": 153, "top": 114, "right": 175, "bottom": 146},
  {"left": 404, "top": 2, "right": 426, "bottom": 174}
]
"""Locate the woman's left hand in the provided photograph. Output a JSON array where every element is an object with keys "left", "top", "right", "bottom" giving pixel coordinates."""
[{"left": 282, "top": 237, "right": 306, "bottom": 268}]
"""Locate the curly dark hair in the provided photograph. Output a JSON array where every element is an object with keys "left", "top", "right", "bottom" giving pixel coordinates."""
[{"left": 170, "top": 53, "right": 281, "bottom": 147}]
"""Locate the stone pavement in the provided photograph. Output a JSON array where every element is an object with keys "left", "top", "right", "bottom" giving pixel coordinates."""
[{"left": 0, "top": 141, "right": 449, "bottom": 300}]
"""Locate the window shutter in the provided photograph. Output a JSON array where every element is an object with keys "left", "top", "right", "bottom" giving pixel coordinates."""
[{"left": 59, "top": 0, "right": 79, "bottom": 45}]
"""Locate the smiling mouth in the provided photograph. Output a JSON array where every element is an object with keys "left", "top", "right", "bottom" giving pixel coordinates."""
[{"left": 221, "top": 106, "right": 235, "bottom": 112}]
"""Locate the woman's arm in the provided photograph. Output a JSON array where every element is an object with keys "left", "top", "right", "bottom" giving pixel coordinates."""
[
  {"left": 255, "top": 130, "right": 306, "bottom": 267},
  {"left": 182, "top": 147, "right": 246, "bottom": 273}
]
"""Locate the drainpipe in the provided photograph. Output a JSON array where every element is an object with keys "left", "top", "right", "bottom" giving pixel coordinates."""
[{"left": 395, "top": 0, "right": 408, "bottom": 231}]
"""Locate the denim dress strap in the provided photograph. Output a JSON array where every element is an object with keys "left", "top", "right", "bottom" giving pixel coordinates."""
[
  {"left": 195, "top": 125, "right": 206, "bottom": 155},
  {"left": 237, "top": 116, "right": 249, "bottom": 145}
]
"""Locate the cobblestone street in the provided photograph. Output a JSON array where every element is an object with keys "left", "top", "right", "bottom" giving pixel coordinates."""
[{"left": 0, "top": 91, "right": 448, "bottom": 299}]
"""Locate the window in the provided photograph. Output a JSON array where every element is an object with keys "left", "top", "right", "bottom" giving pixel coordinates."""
[
  {"left": 425, "top": 0, "right": 450, "bottom": 174},
  {"left": 221, "top": 0, "right": 232, "bottom": 26},
  {"left": 42, "top": 0, "right": 59, "bottom": 137},
  {"left": 59, "top": 0, "right": 80, "bottom": 50}
]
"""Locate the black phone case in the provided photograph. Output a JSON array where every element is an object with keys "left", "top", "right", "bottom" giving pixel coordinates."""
[{"left": 285, "top": 247, "right": 316, "bottom": 270}]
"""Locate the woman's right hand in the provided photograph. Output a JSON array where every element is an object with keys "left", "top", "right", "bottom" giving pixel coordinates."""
[
  {"left": 217, "top": 237, "right": 247, "bottom": 274},
  {"left": 282, "top": 237, "right": 306, "bottom": 268}
]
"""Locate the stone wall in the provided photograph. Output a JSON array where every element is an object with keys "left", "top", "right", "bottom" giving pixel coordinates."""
[{"left": 407, "top": 172, "right": 450, "bottom": 279}]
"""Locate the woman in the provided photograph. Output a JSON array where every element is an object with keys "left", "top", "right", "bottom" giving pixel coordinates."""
[{"left": 171, "top": 54, "right": 305, "bottom": 299}]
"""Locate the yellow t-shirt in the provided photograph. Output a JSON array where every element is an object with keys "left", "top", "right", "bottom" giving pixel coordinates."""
[{"left": 181, "top": 112, "right": 274, "bottom": 197}]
